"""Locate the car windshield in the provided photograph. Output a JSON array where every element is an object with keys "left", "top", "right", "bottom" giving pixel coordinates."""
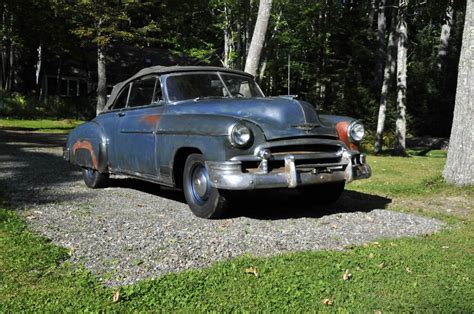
[{"left": 166, "top": 72, "right": 264, "bottom": 101}]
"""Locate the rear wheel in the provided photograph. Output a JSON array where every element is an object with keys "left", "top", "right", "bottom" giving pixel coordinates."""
[
  {"left": 81, "top": 167, "right": 109, "bottom": 189},
  {"left": 298, "top": 181, "right": 345, "bottom": 204},
  {"left": 183, "top": 154, "right": 229, "bottom": 219}
]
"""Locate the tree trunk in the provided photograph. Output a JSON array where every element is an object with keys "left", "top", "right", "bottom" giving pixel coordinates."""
[
  {"left": 437, "top": 0, "right": 453, "bottom": 70},
  {"left": 56, "top": 56, "right": 62, "bottom": 96},
  {"left": 368, "top": 0, "right": 376, "bottom": 28},
  {"left": 236, "top": 16, "right": 243, "bottom": 69},
  {"left": 443, "top": 0, "right": 474, "bottom": 185},
  {"left": 36, "top": 45, "right": 42, "bottom": 99},
  {"left": 245, "top": 0, "right": 254, "bottom": 54},
  {"left": 6, "top": 41, "right": 14, "bottom": 92},
  {"left": 223, "top": 2, "right": 234, "bottom": 68},
  {"left": 374, "top": 19, "right": 397, "bottom": 154},
  {"left": 36, "top": 45, "right": 42, "bottom": 86},
  {"left": 257, "top": 7, "right": 281, "bottom": 82},
  {"left": 5, "top": 12, "right": 14, "bottom": 92},
  {"left": 0, "top": 4, "right": 6, "bottom": 91},
  {"left": 244, "top": 0, "right": 272, "bottom": 76},
  {"left": 374, "top": 0, "right": 387, "bottom": 87},
  {"left": 395, "top": 0, "right": 408, "bottom": 154},
  {"left": 96, "top": 45, "right": 107, "bottom": 115}
]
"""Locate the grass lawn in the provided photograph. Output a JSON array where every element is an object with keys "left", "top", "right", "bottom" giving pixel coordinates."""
[
  {"left": 1, "top": 153, "right": 473, "bottom": 311},
  {"left": 0, "top": 119, "right": 83, "bottom": 133}
]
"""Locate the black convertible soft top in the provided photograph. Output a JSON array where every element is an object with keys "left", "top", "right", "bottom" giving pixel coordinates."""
[{"left": 105, "top": 66, "right": 253, "bottom": 110}]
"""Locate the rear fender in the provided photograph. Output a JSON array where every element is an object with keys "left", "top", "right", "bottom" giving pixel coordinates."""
[{"left": 66, "top": 121, "right": 108, "bottom": 172}]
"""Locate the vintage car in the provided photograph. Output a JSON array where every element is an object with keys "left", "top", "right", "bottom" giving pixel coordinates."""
[{"left": 64, "top": 66, "right": 371, "bottom": 218}]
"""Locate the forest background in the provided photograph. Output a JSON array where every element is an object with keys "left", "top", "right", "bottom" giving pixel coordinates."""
[{"left": 0, "top": 0, "right": 466, "bottom": 152}]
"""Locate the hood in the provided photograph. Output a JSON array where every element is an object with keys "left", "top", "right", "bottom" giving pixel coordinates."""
[{"left": 169, "top": 97, "right": 338, "bottom": 140}]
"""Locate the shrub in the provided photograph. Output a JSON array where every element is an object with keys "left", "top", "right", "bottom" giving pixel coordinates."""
[{"left": 0, "top": 92, "right": 95, "bottom": 120}]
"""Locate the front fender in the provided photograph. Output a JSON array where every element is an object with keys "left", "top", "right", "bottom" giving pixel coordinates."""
[
  {"left": 66, "top": 121, "right": 108, "bottom": 172},
  {"left": 319, "top": 115, "right": 360, "bottom": 151},
  {"left": 158, "top": 113, "right": 265, "bottom": 161}
]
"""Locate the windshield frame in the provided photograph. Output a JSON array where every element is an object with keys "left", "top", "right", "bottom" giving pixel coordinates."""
[{"left": 163, "top": 71, "right": 265, "bottom": 104}]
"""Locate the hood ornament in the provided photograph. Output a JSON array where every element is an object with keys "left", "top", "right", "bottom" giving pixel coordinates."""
[{"left": 292, "top": 123, "right": 320, "bottom": 133}]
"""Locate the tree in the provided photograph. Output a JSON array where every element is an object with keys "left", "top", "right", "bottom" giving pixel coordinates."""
[
  {"left": 437, "top": 0, "right": 454, "bottom": 70},
  {"left": 395, "top": 0, "right": 408, "bottom": 153},
  {"left": 374, "top": 15, "right": 397, "bottom": 154},
  {"left": 374, "top": 0, "right": 387, "bottom": 87},
  {"left": 69, "top": 1, "right": 135, "bottom": 115},
  {"left": 245, "top": 0, "right": 272, "bottom": 76},
  {"left": 443, "top": 0, "right": 473, "bottom": 185},
  {"left": 0, "top": 2, "right": 17, "bottom": 92}
]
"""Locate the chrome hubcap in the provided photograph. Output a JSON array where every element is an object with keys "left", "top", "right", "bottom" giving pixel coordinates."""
[{"left": 190, "top": 164, "right": 210, "bottom": 204}]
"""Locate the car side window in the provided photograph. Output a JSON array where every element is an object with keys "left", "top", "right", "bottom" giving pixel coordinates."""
[
  {"left": 112, "top": 84, "right": 130, "bottom": 110},
  {"left": 128, "top": 76, "right": 157, "bottom": 108}
]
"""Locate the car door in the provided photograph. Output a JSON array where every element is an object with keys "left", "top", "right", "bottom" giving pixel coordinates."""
[
  {"left": 116, "top": 75, "right": 164, "bottom": 178},
  {"left": 95, "top": 83, "right": 131, "bottom": 171}
]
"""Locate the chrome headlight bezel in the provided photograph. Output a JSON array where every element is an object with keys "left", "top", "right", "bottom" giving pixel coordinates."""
[
  {"left": 228, "top": 123, "right": 253, "bottom": 148},
  {"left": 347, "top": 121, "right": 365, "bottom": 143}
]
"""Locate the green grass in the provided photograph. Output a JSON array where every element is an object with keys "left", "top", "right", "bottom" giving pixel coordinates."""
[
  {"left": 0, "top": 119, "right": 83, "bottom": 133},
  {"left": 1, "top": 154, "right": 473, "bottom": 311},
  {"left": 349, "top": 155, "right": 474, "bottom": 197}
]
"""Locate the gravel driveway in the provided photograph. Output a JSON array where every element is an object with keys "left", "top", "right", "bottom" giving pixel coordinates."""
[{"left": 0, "top": 129, "right": 444, "bottom": 286}]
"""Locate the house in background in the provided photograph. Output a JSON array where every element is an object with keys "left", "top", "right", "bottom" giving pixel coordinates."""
[{"left": 40, "top": 46, "right": 197, "bottom": 99}]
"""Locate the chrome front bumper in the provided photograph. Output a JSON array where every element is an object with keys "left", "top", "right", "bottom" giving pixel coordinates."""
[{"left": 206, "top": 151, "right": 371, "bottom": 191}]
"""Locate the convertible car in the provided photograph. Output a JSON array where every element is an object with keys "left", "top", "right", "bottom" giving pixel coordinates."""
[{"left": 64, "top": 66, "right": 371, "bottom": 218}]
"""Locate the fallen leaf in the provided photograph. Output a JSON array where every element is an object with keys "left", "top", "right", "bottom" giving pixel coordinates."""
[
  {"left": 322, "top": 298, "right": 333, "bottom": 305},
  {"left": 372, "top": 241, "right": 381, "bottom": 247},
  {"left": 378, "top": 262, "right": 385, "bottom": 269},
  {"left": 405, "top": 267, "right": 412, "bottom": 273},
  {"left": 369, "top": 253, "right": 375, "bottom": 259},
  {"left": 374, "top": 310, "right": 382, "bottom": 314},
  {"left": 112, "top": 290, "right": 120, "bottom": 303},
  {"left": 442, "top": 246, "right": 449, "bottom": 249},
  {"left": 331, "top": 224, "right": 337, "bottom": 229},
  {"left": 245, "top": 267, "right": 258, "bottom": 277},
  {"left": 343, "top": 269, "right": 352, "bottom": 281}
]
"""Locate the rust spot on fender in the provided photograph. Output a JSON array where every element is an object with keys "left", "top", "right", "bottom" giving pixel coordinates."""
[
  {"left": 336, "top": 121, "right": 359, "bottom": 151},
  {"left": 141, "top": 114, "right": 161, "bottom": 125},
  {"left": 72, "top": 140, "right": 99, "bottom": 170}
]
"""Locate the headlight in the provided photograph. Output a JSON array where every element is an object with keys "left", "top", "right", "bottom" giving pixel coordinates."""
[
  {"left": 229, "top": 123, "right": 253, "bottom": 148},
  {"left": 348, "top": 121, "right": 365, "bottom": 142}
]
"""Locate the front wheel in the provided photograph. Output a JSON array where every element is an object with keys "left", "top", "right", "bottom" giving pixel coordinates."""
[
  {"left": 183, "top": 154, "right": 229, "bottom": 219},
  {"left": 81, "top": 167, "right": 109, "bottom": 189},
  {"left": 298, "top": 181, "right": 345, "bottom": 205}
]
